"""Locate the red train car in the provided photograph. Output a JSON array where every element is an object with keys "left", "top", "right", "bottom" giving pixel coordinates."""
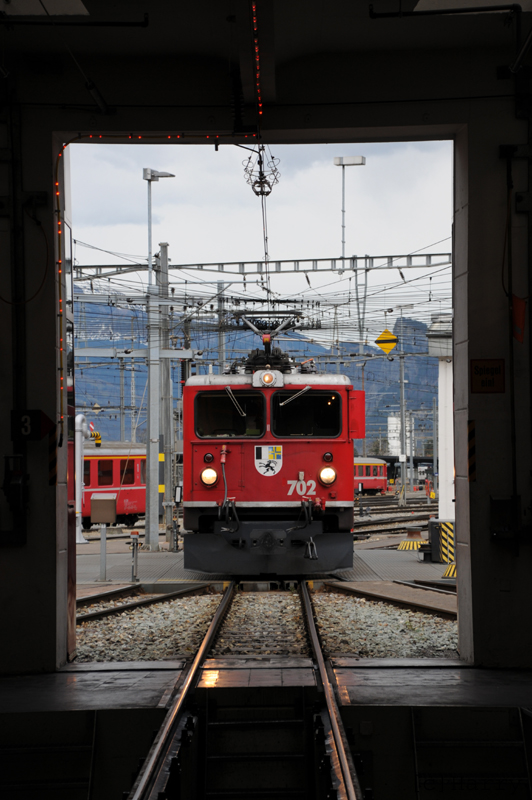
[
  {"left": 81, "top": 441, "right": 146, "bottom": 529},
  {"left": 354, "top": 457, "right": 388, "bottom": 495},
  {"left": 183, "top": 343, "right": 365, "bottom": 575}
]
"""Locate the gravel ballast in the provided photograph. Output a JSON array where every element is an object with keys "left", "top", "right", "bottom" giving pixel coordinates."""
[
  {"left": 211, "top": 593, "right": 310, "bottom": 657},
  {"left": 75, "top": 590, "right": 459, "bottom": 664},
  {"left": 75, "top": 594, "right": 222, "bottom": 662},
  {"left": 313, "top": 593, "right": 458, "bottom": 658}
]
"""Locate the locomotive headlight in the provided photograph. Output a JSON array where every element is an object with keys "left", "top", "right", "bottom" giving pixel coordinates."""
[
  {"left": 261, "top": 371, "right": 275, "bottom": 385},
  {"left": 319, "top": 467, "right": 337, "bottom": 485},
  {"left": 201, "top": 468, "right": 218, "bottom": 486}
]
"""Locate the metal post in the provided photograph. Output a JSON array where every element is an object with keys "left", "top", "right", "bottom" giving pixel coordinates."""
[
  {"left": 131, "top": 318, "right": 136, "bottom": 442},
  {"left": 99, "top": 523, "right": 107, "bottom": 581},
  {"left": 119, "top": 358, "right": 125, "bottom": 441},
  {"left": 146, "top": 286, "right": 161, "bottom": 551},
  {"left": 409, "top": 412, "right": 414, "bottom": 492},
  {"left": 341, "top": 164, "right": 345, "bottom": 260},
  {"left": 433, "top": 395, "right": 439, "bottom": 497},
  {"left": 147, "top": 179, "right": 152, "bottom": 286},
  {"left": 217, "top": 281, "right": 225, "bottom": 373},
  {"left": 131, "top": 357, "right": 136, "bottom": 442},
  {"left": 75, "top": 414, "right": 89, "bottom": 544},
  {"left": 399, "top": 353, "right": 406, "bottom": 490},
  {"left": 361, "top": 362, "right": 366, "bottom": 457},
  {"left": 158, "top": 243, "right": 174, "bottom": 538},
  {"left": 131, "top": 531, "right": 139, "bottom": 582}
]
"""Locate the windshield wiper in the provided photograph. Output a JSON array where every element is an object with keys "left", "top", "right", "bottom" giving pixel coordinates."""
[
  {"left": 225, "top": 386, "right": 246, "bottom": 416},
  {"left": 279, "top": 385, "right": 311, "bottom": 407}
]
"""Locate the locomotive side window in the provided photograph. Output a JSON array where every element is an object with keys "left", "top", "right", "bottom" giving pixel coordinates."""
[
  {"left": 195, "top": 391, "right": 265, "bottom": 438},
  {"left": 272, "top": 391, "right": 341, "bottom": 437},
  {"left": 84, "top": 459, "right": 91, "bottom": 487},
  {"left": 373, "top": 466, "right": 378, "bottom": 476},
  {"left": 98, "top": 460, "right": 113, "bottom": 486},
  {"left": 120, "top": 459, "right": 134, "bottom": 485},
  {"left": 140, "top": 459, "right": 146, "bottom": 485}
]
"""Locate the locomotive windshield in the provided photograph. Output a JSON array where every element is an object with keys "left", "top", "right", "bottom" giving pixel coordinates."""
[
  {"left": 195, "top": 391, "right": 265, "bottom": 438},
  {"left": 272, "top": 391, "right": 342, "bottom": 437}
]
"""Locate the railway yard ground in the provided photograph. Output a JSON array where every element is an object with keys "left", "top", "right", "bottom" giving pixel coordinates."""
[{"left": 4, "top": 498, "right": 532, "bottom": 798}]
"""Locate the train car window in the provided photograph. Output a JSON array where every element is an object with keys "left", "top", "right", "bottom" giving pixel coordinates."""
[
  {"left": 140, "top": 459, "right": 146, "bottom": 485},
  {"left": 84, "top": 459, "right": 91, "bottom": 487},
  {"left": 358, "top": 465, "right": 363, "bottom": 476},
  {"left": 365, "top": 465, "right": 371, "bottom": 476},
  {"left": 380, "top": 466, "right": 384, "bottom": 476},
  {"left": 120, "top": 459, "right": 134, "bottom": 485},
  {"left": 98, "top": 460, "right": 113, "bottom": 486},
  {"left": 195, "top": 391, "right": 265, "bottom": 438},
  {"left": 373, "top": 466, "right": 378, "bottom": 476},
  {"left": 272, "top": 391, "right": 341, "bottom": 437}
]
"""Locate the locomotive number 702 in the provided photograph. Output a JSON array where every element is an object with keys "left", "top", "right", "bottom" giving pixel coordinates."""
[{"left": 287, "top": 479, "right": 316, "bottom": 496}]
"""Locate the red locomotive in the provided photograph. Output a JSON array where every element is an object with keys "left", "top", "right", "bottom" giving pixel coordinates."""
[
  {"left": 354, "top": 457, "right": 388, "bottom": 495},
  {"left": 183, "top": 336, "right": 365, "bottom": 575},
  {"left": 81, "top": 441, "right": 146, "bottom": 529}
]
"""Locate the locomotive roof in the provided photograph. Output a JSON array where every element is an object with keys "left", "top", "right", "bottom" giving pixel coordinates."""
[{"left": 185, "top": 374, "right": 352, "bottom": 387}]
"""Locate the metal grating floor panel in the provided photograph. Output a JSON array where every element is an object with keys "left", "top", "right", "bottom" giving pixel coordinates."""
[
  {"left": 77, "top": 548, "right": 449, "bottom": 585},
  {"left": 335, "top": 554, "right": 382, "bottom": 582},
  {"left": 354, "top": 550, "right": 448, "bottom": 581},
  {"left": 77, "top": 551, "right": 227, "bottom": 584}
]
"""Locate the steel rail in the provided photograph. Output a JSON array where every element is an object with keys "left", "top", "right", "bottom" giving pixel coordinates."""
[
  {"left": 128, "top": 581, "right": 235, "bottom": 800},
  {"left": 76, "top": 583, "right": 213, "bottom": 622},
  {"left": 300, "top": 581, "right": 363, "bottom": 800}
]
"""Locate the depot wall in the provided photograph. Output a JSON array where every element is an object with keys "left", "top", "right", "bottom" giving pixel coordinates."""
[{"left": 0, "top": 42, "right": 530, "bottom": 670}]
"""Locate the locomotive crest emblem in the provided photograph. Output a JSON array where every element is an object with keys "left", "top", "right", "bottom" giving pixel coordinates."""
[{"left": 254, "top": 445, "right": 283, "bottom": 476}]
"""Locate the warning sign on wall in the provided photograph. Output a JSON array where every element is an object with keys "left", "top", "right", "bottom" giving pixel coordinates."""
[{"left": 470, "top": 359, "right": 505, "bottom": 393}]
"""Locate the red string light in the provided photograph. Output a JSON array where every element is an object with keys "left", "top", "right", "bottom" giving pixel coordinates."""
[{"left": 251, "top": 1, "right": 263, "bottom": 118}]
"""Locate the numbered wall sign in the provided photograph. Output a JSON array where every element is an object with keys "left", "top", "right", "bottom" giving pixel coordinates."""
[{"left": 11, "top": 410, "right": 54, "bottom": 442}]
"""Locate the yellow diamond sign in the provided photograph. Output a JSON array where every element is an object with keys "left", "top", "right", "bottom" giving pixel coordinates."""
[{"left": 375, "top": 329, "right": 398, "bottom": 354}]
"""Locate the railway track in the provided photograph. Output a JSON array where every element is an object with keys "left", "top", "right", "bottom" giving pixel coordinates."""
[
  {"left": 355, "top": 502, "right": 437, "bottom": 517},
  {"left": 353, "top": 513, "right": 430, "bottom": 530},
  {"left": 76, "top": 584, "right": 213, "bottom": 622},
  {"left": 126, "top": 583, "right": 363, "bottom": 800}
]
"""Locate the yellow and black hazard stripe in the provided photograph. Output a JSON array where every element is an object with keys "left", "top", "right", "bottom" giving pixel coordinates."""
[
  {"left": 398, "top": 540, "right": 422, "bottom": 550},
  {"left": 439, "top": 521, "right": 455, "bottom": 564},
  {"left": 443, "top": 562, "right": 456, "bottom": 578}
]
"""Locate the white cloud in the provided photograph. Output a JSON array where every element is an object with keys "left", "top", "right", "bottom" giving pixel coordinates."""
[{"left": 69, "top": 140, "right": 453, "bottom": 312}]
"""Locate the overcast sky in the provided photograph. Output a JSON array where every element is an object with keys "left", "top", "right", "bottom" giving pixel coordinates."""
[{"left": 69, "top": 139, "right": 453, "bottom": 334}]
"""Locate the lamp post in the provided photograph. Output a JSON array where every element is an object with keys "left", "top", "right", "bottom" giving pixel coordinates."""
[
  {"left": 143, "top": 168, "right": 175, "bottom": 286},
  {"left": 333, "top": 156, "right": 366, "bottom": 262},
  {"left": 142, "top": 168, "right": 174, "bottom": 550},
  {"left": 334, "top": 156, "right": 366, "bottom": 401}
]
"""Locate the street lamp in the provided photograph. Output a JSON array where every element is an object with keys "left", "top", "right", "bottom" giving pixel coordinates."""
[
  {"left": 143, "top": 168, "right": 175, "bottom": 286},
  {"left": 333, "top": 156, "right": 366, "bottom": 261}
]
